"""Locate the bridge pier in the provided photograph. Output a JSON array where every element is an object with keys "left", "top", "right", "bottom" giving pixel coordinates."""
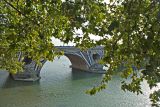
[
  {"left": 11, "top": 60, "right": 42, "bottom": 81},
  {"left": 11, "top": 46, "right": 106, "bottom": 81}
]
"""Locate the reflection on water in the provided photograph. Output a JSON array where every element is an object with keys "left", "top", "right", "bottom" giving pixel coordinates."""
[
  {"left": 71, "top": 69, "right": 102, "bottom": 80},
  {"left": 0, "top": 56, "right": 152, "bottom": 107}
]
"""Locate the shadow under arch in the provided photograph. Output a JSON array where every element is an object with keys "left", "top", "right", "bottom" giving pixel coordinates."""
[
  {"left": 92, "top": 53, "right": 101, "bottom": 62},
  {"left": 64, "top": 53, "right": 89, "bottom": 71}
]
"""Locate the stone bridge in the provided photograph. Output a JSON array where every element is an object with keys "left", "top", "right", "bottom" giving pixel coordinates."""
[{"left": 12, "top": 46, "right": 105, "bottom": 81}]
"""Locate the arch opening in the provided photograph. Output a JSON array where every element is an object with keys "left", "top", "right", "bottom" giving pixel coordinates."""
[
  {"left": 92, "top": 53, "right": 101, "bottom": 62},
  {"left": 40, "top": 54, "right": 90, "bottom": 75}
]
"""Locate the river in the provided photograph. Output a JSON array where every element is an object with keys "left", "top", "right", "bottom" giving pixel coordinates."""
[{"left": 0, "top": 56, "right": 152, "bottom": 107}]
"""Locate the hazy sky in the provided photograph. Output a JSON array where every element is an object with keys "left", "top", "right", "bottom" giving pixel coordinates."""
[{"left": 51, "top": 31, "right": 103, "bottom": 46}]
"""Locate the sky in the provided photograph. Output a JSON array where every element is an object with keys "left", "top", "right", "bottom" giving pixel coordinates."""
[{"left": 51, "top": 30, "right": 103, "bottom": 46}]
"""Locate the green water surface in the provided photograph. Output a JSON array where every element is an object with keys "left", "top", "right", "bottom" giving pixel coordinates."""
[{"left": 0, "top": 56, "right": 151, "bottom": 107}]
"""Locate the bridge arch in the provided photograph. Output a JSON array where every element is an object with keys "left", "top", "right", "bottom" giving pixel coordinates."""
[
  {"left": 39, "top": 53, "right": 90, "bottom": 75},
  {"left": 64, "top": 53, "right": 89, "bottom": 71},
  {"left": 12, "top": 46, "right": 105, "bottom": 81}
]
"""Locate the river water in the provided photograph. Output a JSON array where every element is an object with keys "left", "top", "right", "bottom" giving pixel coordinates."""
[{"left": 0, "top": 56, "right": 152, "bottom": 107}]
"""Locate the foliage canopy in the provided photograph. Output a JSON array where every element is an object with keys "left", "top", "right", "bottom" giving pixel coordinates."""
[{"left": 0, "top": 0, "right": 160, "bottom": 106}]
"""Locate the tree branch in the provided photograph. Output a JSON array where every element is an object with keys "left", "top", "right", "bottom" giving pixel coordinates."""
[
  {"left": 3, "top": 0, "right": 40, "bottom": 26},
  {"left": 3, "top": 0, "right": 27, "bottom": 18}
]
